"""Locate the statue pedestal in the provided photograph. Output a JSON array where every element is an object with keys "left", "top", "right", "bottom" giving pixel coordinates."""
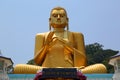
[{"left": 34, "top": 68, "right": 87, "bottom": 80}]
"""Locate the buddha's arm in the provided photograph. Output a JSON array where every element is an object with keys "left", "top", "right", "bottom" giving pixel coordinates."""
[
  {"left": 73, "top": 32, "right": 87, "bottom": 67},
  {"left": 34, "top": 33, "right": 46, "bottom": 65},
  {"left": 34, "top": 32, "right": 54, "bottom": 65}
]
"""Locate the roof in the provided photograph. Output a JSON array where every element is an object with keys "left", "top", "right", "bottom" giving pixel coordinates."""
[
  {"left": 110, "top": 52, "right": 120, "bottom": 59},
  {"left": 109, "top": 52, "right": 120, "bottom": 66},
  {"left": 0, "top": 55, "right": 14, "bottom": 67}
]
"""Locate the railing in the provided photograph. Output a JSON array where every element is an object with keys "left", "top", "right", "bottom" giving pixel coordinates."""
[
  {"left": 86, "top": 74, "right": 113, "bottom": 80},
  {"left": 8, "top": 74, "right": 35, "bottom": 80},
  {"left": 8, "top": 74, "right": 113, "bottom": 80}
]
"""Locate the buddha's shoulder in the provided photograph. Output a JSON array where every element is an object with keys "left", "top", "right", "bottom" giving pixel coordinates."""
[
  {"left": 35, "top": 31, "right": 50, "bottom": 37},
  {"left": 69, "top": 31, "right": 84, "bottom": 36}
]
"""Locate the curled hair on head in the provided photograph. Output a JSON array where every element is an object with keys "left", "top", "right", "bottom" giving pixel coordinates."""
[{"left": 50, "top": 6, "right": 68, "bottom": 18}]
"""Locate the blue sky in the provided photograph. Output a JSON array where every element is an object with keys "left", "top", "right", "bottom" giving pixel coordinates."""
[{"left": 0, "top": 0, "right": 120, "bottom": 66}]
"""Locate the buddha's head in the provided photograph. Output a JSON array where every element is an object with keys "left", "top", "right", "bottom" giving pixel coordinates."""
[{"left": 49, "top": 7, "right": 69, "bottom": 30}]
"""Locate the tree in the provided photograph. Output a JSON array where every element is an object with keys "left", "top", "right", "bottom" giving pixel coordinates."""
[
  {"left": 85, "top": 43, "right": 118, "bottom": 73},
  {"left": 27, "top": 59, "right": 35, "bottom": 65},
  {"left": 85, "top": 42, "right": 104, "bottom": 65}
]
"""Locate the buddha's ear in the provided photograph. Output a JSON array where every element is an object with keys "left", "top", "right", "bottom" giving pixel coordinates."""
[
  {"left": 67, "top": 17, "right": 69, "bottom": 22},
  {"left": 49, "top": 18, "right": 51, "bottom": 31},
  {"left": 49, "top": 18, "right": 51, "bottom": 22}
]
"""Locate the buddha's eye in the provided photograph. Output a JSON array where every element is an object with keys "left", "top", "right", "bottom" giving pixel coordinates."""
[
  {"left": 52, "top": 14, "right": 57, "bottom": 17},
  {"left": 60, "top": 15, "right": 64, "bottom": 17},
  {"left": 60, "top": 14, "right": 65, "bottom": 17}
]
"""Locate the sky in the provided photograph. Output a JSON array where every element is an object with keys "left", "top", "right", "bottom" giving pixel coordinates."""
[{"left": 0, "top": 0, "right": 120, "bottom": 66}]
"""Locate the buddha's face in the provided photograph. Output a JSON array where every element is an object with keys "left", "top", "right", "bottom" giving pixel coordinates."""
[{"left": 49, "top": 9, "right": 68, "bottom": 28}]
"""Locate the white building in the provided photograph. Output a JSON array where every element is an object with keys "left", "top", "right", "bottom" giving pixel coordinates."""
[
  {"left": 0, "top": 51, "right": 13, "bottom": 80},
  {"left": 109, "top": 52, "right": 120, "bottom": 80}
]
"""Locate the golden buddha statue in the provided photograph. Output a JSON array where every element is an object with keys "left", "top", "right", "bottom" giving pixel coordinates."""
[{"left": 14, "top": 7, "right": 107, "bottom": 74}]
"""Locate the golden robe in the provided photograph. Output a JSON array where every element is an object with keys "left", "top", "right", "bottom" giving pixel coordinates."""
[{"left": 34, "top": 31, "right": 87, "bottom": 67}]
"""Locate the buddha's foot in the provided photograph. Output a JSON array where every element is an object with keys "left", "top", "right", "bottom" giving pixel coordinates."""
[
  {"left": 81, "top": 63, "right": 107, "bottom": 74},
  {"left": 14, "top": 64, "right": 42, "bottom": 74}
]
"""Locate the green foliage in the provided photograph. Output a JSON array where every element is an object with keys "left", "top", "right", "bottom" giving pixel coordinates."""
[
  {"left": 86, "top": 43, "right": 103, "bottom": 55},
  {"left": 86, "top": 43, "right": 103, "bottom": 64},
  {"left": 85, "top": 42, "right": 119, "bottom": 73},
  {"left": 27, "top": 59, "right": 35, "bottom": 65}
]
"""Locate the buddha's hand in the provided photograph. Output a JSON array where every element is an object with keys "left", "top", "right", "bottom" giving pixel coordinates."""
[
  {"left": 64, "top": 45, "right": 74, "bottom": 54},
  {"left": 44, "top": 32, "right": 54, "bottom": 45}
]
